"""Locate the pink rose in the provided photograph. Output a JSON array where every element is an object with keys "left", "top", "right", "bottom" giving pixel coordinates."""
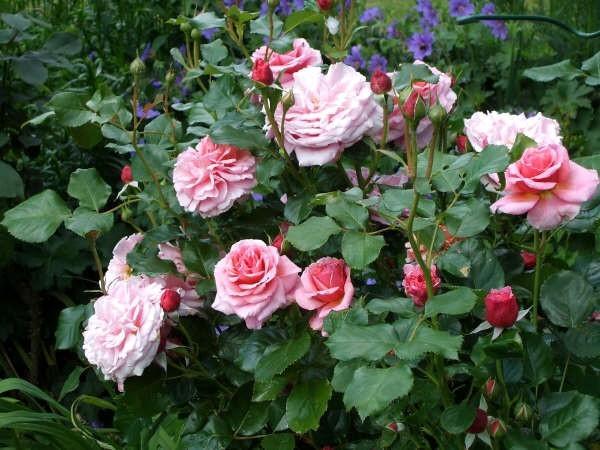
[
  {"left": 212, "top": 239, "right": 301, "bottom": 329},
  {"left": 274, "top": 63, "right": 378, "bottom": 166},
  {"left": 173, "top": 136, "right": 257, "bottom": 217},
  {"left": 295, "top": 257, "right": 354, "bottom": 332},
  {"left": 485, "top": 286, "right": 519, "bottom": 328},
  {"left": 158, "top": 242, "right": 188, "bottom": 275},
  {"left": 491, "top": 144, "right": 599, "bottom": 229},
  {"left": 402, "top": 263, "right": 441, "bottom": 307},
  {"left": 104, "top": 233, "right": 144, "bottom": 291},
  {"left": 251, "top": 38, "right": 322, "bottom": 89},
  {"left": 83, "top": 278, "right": 164, "bottom": 392}
]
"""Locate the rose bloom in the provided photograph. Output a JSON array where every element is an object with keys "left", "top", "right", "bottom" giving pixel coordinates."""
[
  {"left": 212, "top": 239, "right": 301, "bottom": 329},
  {"left": 370, "top": 61, "right": 456, "bottom": 149},
  {"left": 464, "top": 111, "right": 562, "bottom": 152},
  {"left": 402, "top": 263, "right": 441, "bottom": 307},
  {"left": 491, "top": 144, "right": 599, "bottom": 229},
  {"left": 521, "top": 251, "right": 536, "bottom": 270},
  {"left": 295, "top": 257, "right": 355, "bottom": 332},
  {"left": 83, "top": 278, "right": 164, "bottom": 392},
  {"left": 173, "top": 136, "right": 257, "bottom": 218},
  {"left": 485, "top": 286, "right": 519, "bottom": 328},
  {"left": 273, "top": 63, "right": 378, "bottom": 166},
  {"left": 251, "top": 38, "right": 322, "bottom": 89},
  {"left": 104, "top": 233, "right": 144, "bottom": 291}
]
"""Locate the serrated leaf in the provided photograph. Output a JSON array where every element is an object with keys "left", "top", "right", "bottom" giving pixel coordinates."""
[
  {"left": 562, "top": 324, "right": 600, "bottom": 358},
  {"left": 424, "top": 287, "right": 477, "bottom": 318},
  {"left": 539, "top": 392, "right": 599, "bottom": 447},
  {"left": 393, "top": 325, "right": 463, "bottom": 360},
  {"left": 341, "top": 232, "right": 385, "bottom": 269},
  {"left": 440, "top": 403, "right": 475, "bottom": 434},
  {"left": 523, "top": 59, "right": 583, "bottom": 82},
  {"left": 366, "top": 297, "right": 415, "bottom": 315},
  {"left": 261, "top": 433, "right": 295, "bottom": 450},
  {"left": 55, "top": 304, "right": 91, "bottom": 350},
  {"left": 254, "top": 332, "right": 310, "bottom": 381},
  {"left": 326, "top": 324, "right": 398, "bottom": 361},
  {"left": 253, "top": 377, "right": 287, "bottom": 402},
  {"left": 331, "top": 360, "right": 364, "bottom": 393},
  {"left": 540, "top": 271, "right": 595, "bottom": 328},
  {"left": 0, "top": 161, "right": 24, "bottom": 198},
  {"left": 325, "top": 196, "right": 368, "bottom": 230},
  {"left": 287, "top": 216, "right": 341, "bottom": 251},
  {"left": 286, "top": 379, "right": 331, "bottom": 433},
  {"left": 64, "top": 207, "right": 113, "bottom": 237},
  {"left": 67, "top": 168, "right": 111, "bottom": 211},
  {"left": 445, "top": 199, "right": 490, "bottom": 238}
]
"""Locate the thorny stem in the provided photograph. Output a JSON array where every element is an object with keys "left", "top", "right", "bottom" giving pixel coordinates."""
[{"left": 532, "top": 230, "right": 546, "bottom": 331}]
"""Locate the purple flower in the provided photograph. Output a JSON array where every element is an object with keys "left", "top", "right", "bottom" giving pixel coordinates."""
[
  {"left": 368, "top": 54, "right": 388, "bottom": 74},
  {"left": 481, "top": 3, "right": 508, "bottom": 40},
  {"left": 202, "top": 27, "right": 218, "bottom": 40},
  {"left": 365, "top": 278, "right": 377, "bottom": 286},
  {"left": 386, "top": 20, "right": 399, "bottom": 39},
  {"left": 406, "top": 30, "right": 434, "bottom": 60},
  {"left": 359, "top": 7, "right": 384, "bottom": 24},
  {"left": 448, "top": 0, "right": 475, "bottom": 17},
  {"left": 251, "top": 192, "right": 264, "bottom": 201},
  {"left": 88, "top": 51, "right": 97, "bottom": 61},
  {"left": 261, "top": 0, "right": 303, "bottom": 16},
  {"left": 417, "top": 0, "right": 439, "bottom": 29},
  {"left": 151, "top": 79, "right": 162, "bottom": 89},
  {"left": 344, "top": 45, "right": 365, "bottom": 70},
  {"left": 136, "top": 103, "right": 160, "bottom": 120},
  {"left": 224, "top": 0, "right": 245, "bottom": 7},
  {"left": 140, "top": 42, "right": 152, "bottom": 62}
]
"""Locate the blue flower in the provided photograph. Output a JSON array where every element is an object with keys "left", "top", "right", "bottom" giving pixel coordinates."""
[
  {"left": 406, "top": 31, "right": 434, "bottom": 60},
  {"left": 416, "top": 0, "right": 439, "bottom": 29},
  {"left": 365, "top": 278, "right": 377, "bottom": 286},
  {"left": 359, "top": 6, "right": 384, "bottom": 24},
  {"left": 368, "top": 54, "right": 388, "bottom": 74},
  {"left": 140, "top": 42, "right": 152, "bottom": 62},
  {"left": 344, "top": 45, "right": 365, "bottom": 69},
  {"left": 448, "top": 0, "right": 475, "bottom": 17},
  {"left": 224, "top": 0, "right": 245, "bottom": 7},
  {"left": 151, "top": 79, "right": 162, "bottom": 89},
  {"left": 136, "top": 102, "right": 160, "bottom": 120},
  {"left": 481, "top": 3, "right": 508, "bottom": 40},
  {"left": 386, "top": 20, "right": 399, "bottom": 38},
  {"left": 251, "top": 192, "right": 264, "bottom": 202},
  {"left": 202, "top": 27, "right": 218, "bottom": 40}
]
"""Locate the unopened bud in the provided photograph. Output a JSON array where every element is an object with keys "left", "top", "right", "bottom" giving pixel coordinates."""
[
  {"left": 484, "top": 377, "right": 497, "bottom": 399},
  {"left": 317, "top": 0, "right": 334, "bottom": 11},
  {"left": 268, "top": 0, "right": 279, "bottom": 9},
  {"left": 514, "top": 402, "right": 532, "bottom": 423},
  {"left": 190, "top": 28, "right": 201, "bottom": 41},
  {"left": 180, "top": 22, "right": 191, "bottom": 34},
  {"left": 282, "top": 90, "right": 295, "bottom": 109},
  {"left": 456, "top": 134, "right": 468, "bottom": 153},
  {"left": 165, "top": 70, "right": 176, "bottom": 86},
  {"left": 120, "top": 165, "right": 133, "bottom": 184},
  {"left": 488, "top": 418, "right": 507, "bottom": 438},
  {"left": 251, "top": 59, "right": 274, "bottom": 86},
  {"left": 370, "top": 69, "right": 392, "bottom": 94},
  {"left": 428, "top": 103, "right": 446, "bottom": 125},
  {"left": 160, "top": 289, "right": 181, "bottom": 313},
  {"left": 130, "top": 57, "right": 146, "bottom": 76}
]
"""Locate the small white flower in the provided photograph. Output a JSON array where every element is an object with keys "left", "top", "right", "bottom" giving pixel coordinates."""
[{"left": 326, "top": 17, "right": 339, "bottom": 35}]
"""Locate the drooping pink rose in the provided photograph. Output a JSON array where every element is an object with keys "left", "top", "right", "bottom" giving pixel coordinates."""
[
  {"left": 273, "top": 63, "right": 378, "bottom": 166},
  {"left": 158, "top": 242, "right": 188, "bottom": 275},
  {"left": 295, "top": 257, "right": 354, "bottom": 332},
  {"left": 402, "top": 263, "right": 441, "bottom": 307},
  {"left": 173, "top": 136, "right": 257, "bottom": 218},
  {"left": 83, "top": 277, "right": 164, "bottom": 392},
  {"left": 104, "top": 233, "right": 144, "bottom": 291},
  {"left": 490, "top": 144, "right": 599, "bottom": 229},
  {"left": 212, "top": 239, "right": 301, "bottom": 329},
  {"left": 485, "top": 286, "right": 519, "bottom": 328},
  {"left": 251, "top": 38, "right": 322, "bottom": 89}
]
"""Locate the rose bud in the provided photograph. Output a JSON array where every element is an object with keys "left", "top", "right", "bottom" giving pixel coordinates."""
[
  {"left": 488, "top": 418, "right": 507, "bottom": 438},
  {"left": 592, "top": 311, "right": 600, "bottom": 321},
  {"left": 160, "top": 289, "right": 181, "bottom": 313},
  {"left": 456, "top": 134, "right": 468, "bottom": 153},
  {"left": 370, "top": 69, "right": 392, "bottom": 95},
  {"left": 521, "top": 251, "right": 536, "bottom": 270},
  {"left": 317, "top": 0, "right": 334, "bottom": 11},
  {"left": 401, "top": 81, "right": 436, "bottom": 121},
  {"left": 467, "top": 408, "right": 488, "bottom": 434},
  {"left": 514, "top": 401, "right": 532, "bottom": 423},
  {"left": 386, "top": 422, "right": 405, "bottom": 432},
  {"left": 485, "top": 286, "right": 519, "bottom": 328},
  {"left": 251, "top": 59, "right": 274, "bottom": 86},
  {"left": 121, "top": 165, "right": 133, "bottom": 184},
  {"left": 427, "top": 103, "right": 446, "bottom": 125},
  {"left": 272, "top": 233, "right": 284, "bottom": 252},
  {"left": 402, "top": 263, "right": 442, "bottom": 307},
  {"left": 484, "top": 377, "right": 497, "bottom": 399}
]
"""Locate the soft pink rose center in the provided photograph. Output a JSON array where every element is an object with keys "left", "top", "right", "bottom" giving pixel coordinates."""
[
  {"left": 518, "top": 148, "right": 557, "bottom": 179},
  {"left": 309, "top": 260, "right": 346, "bottom": 302}
]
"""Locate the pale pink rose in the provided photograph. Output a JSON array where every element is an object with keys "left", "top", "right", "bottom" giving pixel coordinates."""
[
  {"left": 104, "top": 233, "right": 143, "bottom": 291},
  {"left": 491, "top": 144, "right": 599, "bottom": 230},
  {"left": 520, "top": 113, "right": 563, "bottom": 147},
  {"left": 173, "top": 136, "right": 257, "bottom": 217},
  {"left": 274, "top": 63, "right": 379, "bottom": 166},
  {"left": 251, "top": 38, "right": 322, "bottom": 89},
  {"left": 295, "top": 257, "right": 354, "bottom": 332},
  {"left": 370, "top": 62, "right": 456, "bottom": 149},
  {"left": 158, "top": 242, "right": 188, "bottom": 274},
  {"left": 402, "top": 263, "right": 442, "bottom": 307},
  {"left": 212, "top": 239, "right": 301, "bottom": 329},
  {"left": 83, "top": 277, "right": 164, "bottom": 392}
]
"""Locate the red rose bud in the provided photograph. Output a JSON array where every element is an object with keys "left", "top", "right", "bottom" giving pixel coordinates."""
[
  {"left": 317, "top": 0, "right": 334, "bottom": 11},
  {"left": 160, "top": 289, "right": 181, "bottom": 313},
  {"left": 386, "top": 422, "right": 398, "bottom": 432},
  {"left": 456, "top": 134, "right": 468, "bottom": 153},
  {"left": 468, "top": 408, "right": 488, "bottom": 434},
  {"left": 370, "top": 69, "right": 392, "bottom": 94},
  {"left": 121, "top": 165, "right": 133, "bottom": 184},
  {"left": 485, "top": 286, "right": 519, "bottom": 328},
  {"left": 401, "top": 81, "right": 435, "bottom": 121},
  {"left": 484, "top": 377, "right": 497, "bottom": 399},
  {"left": 521, "top": 251, "right": 536, "bottom": 270},
  {"left": 251, "top": 59, "right": 273, "bottom": 86},
  {"left": 488, "top": 418, "right": 507, "bottom": 438},
  {"left": 272, "top": 233, "right": 284, "bottom": 252}
]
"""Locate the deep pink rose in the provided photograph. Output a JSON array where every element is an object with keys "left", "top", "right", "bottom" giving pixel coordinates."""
[
  {"left": 491, "top": 144, "right": 599, "bottom": 229},
  {"left": 251, "top": 58, "right": 273, "bottom": 85},
  {"left": 173, "top": 136, "right": 257, "bottom": 218},
  {"left": 251, "top": 38, "right": 322, "bottom": 89},
  {"left": 402, "top": 263, "right": 441, "bottom": 307},
  {"left": 485, "top": 286, "right": 519, "bottom": 328},
  {"left": 521, "top": 251, "right": 536, "bottom": 270},
  {"left": 212, "top": 239, "right": 301, "bottom": 329},
  {"left": 273, "top": 63, "right": 378, "bottom": 166},
  {"left": 295, "top": 257, "right": 354, "bottom": 332},
  {"left": 83, "top": 277, "right": 164, "bottom": 392}
]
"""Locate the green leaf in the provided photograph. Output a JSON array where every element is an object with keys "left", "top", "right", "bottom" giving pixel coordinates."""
[
  {"left": 1, "top": 189, "right": 70, "bottom": 243},
  {"left": 511, "top": 133, "right": 538, "bottom": 161},
  {"left": 0, "top": 378, "right": 68, "bottom": 416},
  {"left": 42, "top": 32, "right": 82, "bottom": 55},
  {"left": 13, "top": 57, "right": 48, "bottom": 86},
  {"left": 210, "top": 125, "right": 268, "bottom": 150},
  {"left": 522, "top": 333, "right": 553, "bottom": 385},
  {"left": 254, "top": 332, "right": 311, "bottom": 381},
  {"left": 283, "top": 10, "right": 323, "bottom": 33},
  {"left": 424, "top": 287, "right": 477, "bottom": 318},
  {"left": 341, "top": 232, "right": 385, "bottom": 269},
  {"left": 144, "top": 114, "right": 182, "bottom": 145},
  {"left": 253, "top": 377, "right": 287, "bottom": 402},
  {"left": 440, "top": 403, "right": 476, "bottom": 434},
  {"left": 325, "top": 196, "right": 368, "bottom": 230},
  {"left": 540, "top": 271, "right": 595, "bottom": 328},
  {"left": 181, "top": 416, "right": 232, "bottom": 450},
  {"left": 287, "top": 216, "right": 341, "bottom": 251},
  {"left": 562, "top": 324, "right": 600, "bottom": 358},
  {"left": 48, "top": 92, "right": 98, "bottom": 128},
  {"left": 503, "top": 431, "right": 547, "bottom": 450},
  {"left": 261, "top": 433, "right": 295, "bottom": 450},
  {"left": 331, "top": 360, "right": 364, "bottom": 393},
  {"left": 481, "top": 329, "right": 523, "bottom": 359},
  {"left": 343, "top": 365, "right": 413, "bottom": 420},
  {"left": 55, "top": 304, "right": 91, "bottom": 350},
  {"left": 445, "top": 198, "right": 490, "bottom": 238},
  {"left": 22, "top": 110, "right": 56, "bottom": 127},
  {"left": 393, "top": 325, "right": 463, "bottom": 360},
  {"left": 539, "top": 392, "right": 599, "bottom": 447},
  {"left": 1, "top": 13, "right": 31, "bottom": 31},
  {"left": 523, "top": 59, "right": 583, "bottom": 82},
  {"left": 451, "top": 239, "right": 505, "bottom": 290},
  {"left": 0, "top": 161, "right": 24, "bottom": 198},
  {"left": 190, "top": 12, "right": 225, "bottom": 30},
  {"left": 64, "top": 207, "right": 113, "bottom": 237},
  {"left": 286, "top": 379, "right": 332, "bottom": 433},
  {"left": 581, "top": 51, "right": 600, "bottom": 86},
  {"left": 67, "top": 168, "right": 111, "bottom": 211},
  {"left": 201, "top": 39, "right": 228, "bottom": 65},
  {"left": 464, "top": 144, "right": 510, "bottom": 186},
  {"left": 366, "top": 297, "right": 415, "bottom": 315},
  {"left": 58, "top": 366, "right": 86, "bottom": 401},
  {"left": 393, "top": 63, "right": 438, "bottom": 91},
  {"left": 382, "top": 188, "right": 435, "bottom": 217},
  {"left": 326, "top": 324, "right": 397, "bottom": 361}
]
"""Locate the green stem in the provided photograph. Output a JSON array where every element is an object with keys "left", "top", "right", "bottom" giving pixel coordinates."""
[
  {"left": 559, "top": 353, "right": 570, "bottom": 392},
  {"left": 88, "top": 236, "right": 105, "bottom": 293},
  {"left": 532, "top": 230, "right": 546, "bottom": 331}
]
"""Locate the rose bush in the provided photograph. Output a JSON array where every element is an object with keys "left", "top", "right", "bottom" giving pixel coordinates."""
[{"left": 1, "top": 1, "right": 600, "bottom": 450}]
